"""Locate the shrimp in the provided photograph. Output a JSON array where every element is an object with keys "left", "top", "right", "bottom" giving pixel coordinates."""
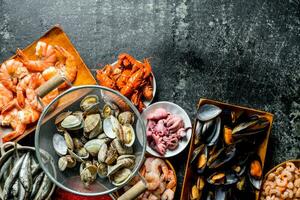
[
  {"left": 17, "top": 47, "right": 56, "bottom": 72},
  {"left": 0, "top": 83, "right": 13, "bottom": 112},
  {"left": 1, "top": 108, "right": 26, "bottom": 142},
  {"left": 166, "top": 170, "right": 176, "bottom": 189},
  {"left": 0, "top": 59, "right": 28, "bottom": 92},
  {"left": 144, "top": 157, "right": 155, "bottom": 173},
  {"left": 275, "top": 177, "right": 288, "bottom": 187},
  {"left": 54, "top": 45, "right": 77, "bottom": 88},
  {"left": 145, "top": 171, "right": 160, "bottom": 190},
  {"left": 17, "top": 100, "right": 40, "bottom": 124},
  {"left": 286, "top": 162, "right": 296, "bottom": 172},
  {"left": 281, "top": 170, "right": 293, "bottom": 181},
  {"left": 151, "top": 158, "right": 169, "bottom": 179},
  {"left": 161, "top": 188, "right": 175, "bottom": 200},
  {"left": 152, "top": 176, "right": 166, "bottom": 196}
]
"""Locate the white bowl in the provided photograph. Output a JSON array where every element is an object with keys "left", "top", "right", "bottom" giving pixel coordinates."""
[{"left": 141, "top": 101, "right": 192, "bottom": 158}]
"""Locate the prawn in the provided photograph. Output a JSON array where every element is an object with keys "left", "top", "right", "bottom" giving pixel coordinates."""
[
  {"left": 166, "top": 170, "right": 176, "bottom": 189},
  {"left": 1, "top": 108, "right": 26, "bottom": 142},
  {"left": 151, "top": 158, "right": 169, "bottom": 179},
  {"left": 53, "top": 45, "right": 77, "bottom": 88},
  {"left": 145, "top": 171, "right": 160, "bottom": 190},
  {"left": 0, "top": 83, "right": 13, "bottom": 112},
  {"left": 17, "top": 100, "right": 40, "bottom": 125},
  {"left": 96, "top": 69, "right": 116, "bottom": 89},
  {"left": 0, "top": 59, "right": 28, "bottom": 92},
  {"left": 17, "top": 46, "right": 56, "bottom": 72},
  {"left": 161, "top": 188, "right": 174, "bottom": 200},
  {"left": 144, "top": 157, "right": 155, "bottom": 173}
]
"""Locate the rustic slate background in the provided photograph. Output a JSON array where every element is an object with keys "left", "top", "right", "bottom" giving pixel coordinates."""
[{"left": 0, "top": 0, "right": 299, "bottom": 199}]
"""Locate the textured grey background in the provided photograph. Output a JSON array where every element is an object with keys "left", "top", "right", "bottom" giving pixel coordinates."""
[{"left": 0, "top": 0, "right": 300, "bottom": 199}]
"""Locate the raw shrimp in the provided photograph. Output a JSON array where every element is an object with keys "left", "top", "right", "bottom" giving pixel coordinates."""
[
  {"left": 161, "top": 188, "right": 174, "bottom": 200},
  {"left": 286, "top": 162, "right": 296, "bottom": 172},
  {"left": 0, "top": 83, "right": 13, "bottom": 112},
  {"left": 1, "top": 108, "right": 26, "bottom": 142},
  {"left": 145, "top": 171, "right": 160, "bottom": 190},
  {"left": 54, "top": 45, "right": 77, "bottom": 88},
  {"left": 144, "top": 157, "right": 155, "bottom": 173},
  {"left": 0, "top": 59, "right": 28, "bottom": 92},
  {"left": 166, "top": 170, "right": 176, "bottom": 189},
  {"left": 152, "top": 179, "right": 166, "bottom": 196}
]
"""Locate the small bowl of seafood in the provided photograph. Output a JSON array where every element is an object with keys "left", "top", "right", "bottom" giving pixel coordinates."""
[
  {"left": 119, "top": 155, "right": 177, "bottom": 200},
  {"left": 260, "top": 160, "right": 300, "bottom": 199},
  {"left": 181, "top": 98, "right": 274, "bottom": 200},
  {"left": 34, "top": 85, "right": 147, "bottom": 196},
  {"left": 96, "top": 53, "right": 156, "bottom": 112},
  {"left": 0, "top": 142, "right": 55, "bottom": 200},
  {"left": 140, "top": 101, "right": 192, "bottom": 158}
]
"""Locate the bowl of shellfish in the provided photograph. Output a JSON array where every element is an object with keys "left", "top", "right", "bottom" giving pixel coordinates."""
[{"left": 34, "top": 85, "right": 147, "bottom": 196}]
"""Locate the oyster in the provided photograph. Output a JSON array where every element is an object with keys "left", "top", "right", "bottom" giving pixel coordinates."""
[
  {"left": 80, "top": 95, "right": 99, "bottom": 111},
  {"left": 118, "top": 111, "right": 134, "bottom": 125},
  {"left": 61, "top": 115, "right": 83, "bottom": 130},
  {"left": 53, "top": 133, "right": 67, "bottom": 156},
  {"left": 84, "top": 114, "right": 102, "bottom": 139},
  {"left": 120, "top": 124, "right": 135, "bottom": 147},
  {"left": 110, "top": 168, "right": 131, "bottom": 186},
  {"left": 103, "top": 115, "right": 122, "bottom": 139}
]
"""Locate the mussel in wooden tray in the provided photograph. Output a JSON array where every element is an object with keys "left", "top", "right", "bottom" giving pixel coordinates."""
[
  {"left": 52, "top": 95, "right": 136, "bottom": 187},
  {"left": 188, "top": 103, "right": 272, "bottom": 200}
]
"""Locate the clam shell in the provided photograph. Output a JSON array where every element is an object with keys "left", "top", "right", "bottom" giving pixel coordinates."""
[
  {"left": 107, "top": 163, "right": 123, "bottom": 176},
  {"left": 111, "top": 138, "right": 133, "bottom": 155},
  {"left": 58, "top": 156, "right": 68, "bottom": 171},
  {"left": 116, "top": 157, "right": 135, "bottom": 169},
  {"left": 68, "top": 148, "right": 89, "bottom": 162},
  {"left": 118, "top": 111, "right": 134, "bottom": 125},
  {"left": 97, "top": 162, "right": 108, "bottom": 178},
  {"left": 84, "top": 139, "right": 106, "bottom": 157},
  {"left": 64, "top": 132, "right": 74, "bottom": 151},
  {"left": 53, "top": 133, "right": 67, "bottom": 156},
  {"left": 103, "top": 115, "right": 122, "bottom": 139},
  {"left": 80, "top": 165, "right": 98, "bottom": 187},
  {"left": 73, "top": 138, "right": 84, "bottom": 150},
  {"left": 105, "top": 147, "right": 118, "bottom": 165},
  {"left": 111, "top": 168, "right": 131, "bottom": 186},
  {"left": 121, "top": 124, "right": 135, "bottom": 147},
  {"left": 61, "top": 115, "right": 83, "bottom": 130},
  {"left": 80, "top": 95, "right": 99, "bottom": 111},
  {"left": 55, "top": 111, "right": 72, "bottom": 125},
  {"left": 97, "top": 143, "right": 108, "bottom": 163},
  {"left": 84, "top": 114, "right": 101, "bottom": 133}
]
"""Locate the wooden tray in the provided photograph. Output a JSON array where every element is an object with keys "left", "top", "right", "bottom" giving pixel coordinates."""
[
  {"left": 0, "top": 25, "right": 96, "bottom": 142},
  {"left": 180, "top": 98, "right": 274, "bottom": 200}
]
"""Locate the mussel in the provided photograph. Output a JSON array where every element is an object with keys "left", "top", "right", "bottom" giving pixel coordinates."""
[
  {"left": 197, "top": 104, "right": 222, "bottom": 121},
  {"left": 207, "top": 145, "right": 236, "bottom": 169},
  {"left": 190, "top": 144, "right": 208, "bottom": 174},
  {"left": 248, "top": 155, "right": 263, "bottom": 190}
]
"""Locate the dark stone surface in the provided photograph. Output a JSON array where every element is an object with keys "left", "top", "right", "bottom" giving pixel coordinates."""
[{"left": 1, "top": 0, "right": 300, "bottom": 199}]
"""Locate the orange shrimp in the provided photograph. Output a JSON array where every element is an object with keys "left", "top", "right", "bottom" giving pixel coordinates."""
[
  {"left": 166, "top": 170, "right": 176, "bottom": 189},
  {"left": 120, "top": 69, "right": 145, "bottom": 97},
  {"left": 53, "top": 45, "right": 77, "bottom": 88},
  {"left": 0, "top": 59, "right": 28, "bottom": 92},
  {"left": 116, "top": 69, "right": 131, "bottom": 89},
  {"left": 0, "top": 83, "right": 13, "bottom": 113},
  {"left": 17, "top": 100, "right": 40, "bottom": 124},
  {"left": 142, "top": 83, "right": 153, "bottom": 101},
  {"left": 142, "top": 58, "right": 152, "bottom": 79},
  {"left": 96, "top": 70, "right": 116, "bottom": 89},
  {"left": 1, "top": 108, "right": 26, "bottom": 142}
]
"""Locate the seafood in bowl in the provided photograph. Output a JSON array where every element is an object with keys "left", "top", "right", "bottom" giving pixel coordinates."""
[
  {"left": 141, "top": 101, "right": 192, "bottom": 158},
  {"left": 96, "top": 53, "right": 155, "bottom": 112},
  {"left": 0, "top": 40, "right": 78, "bottom": 142},
  {"left": 122, "top": 156, "right": 177, "bottom": 200},
  {"left": 260, "top": 161, "right": 300, "bottom": 199},
  {"left": 52, "top": 95, "right": 137, "bottom": 187}
]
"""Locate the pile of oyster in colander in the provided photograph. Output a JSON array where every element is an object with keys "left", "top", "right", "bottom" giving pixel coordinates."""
[{"left": 52, "top": 95, "right": 136, "bottom": 187}]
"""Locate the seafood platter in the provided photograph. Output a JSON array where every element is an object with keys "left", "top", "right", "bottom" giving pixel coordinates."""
[
  {"left": 0, "top": 25, "right": 96, "bottom": 143},
  {"left": 2, "top": 25, "right": 299, "bottom": 200},
  {"left": 181, "top": 98, "right": 274, "bottom": 200}
]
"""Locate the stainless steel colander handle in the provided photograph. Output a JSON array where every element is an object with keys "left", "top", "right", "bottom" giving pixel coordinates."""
[
  {"left": 117, "top": 179, "right": 147, "bottom": 200},
  {"left": 36, "top": 74, "right": 66, "bottom": 98}
]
